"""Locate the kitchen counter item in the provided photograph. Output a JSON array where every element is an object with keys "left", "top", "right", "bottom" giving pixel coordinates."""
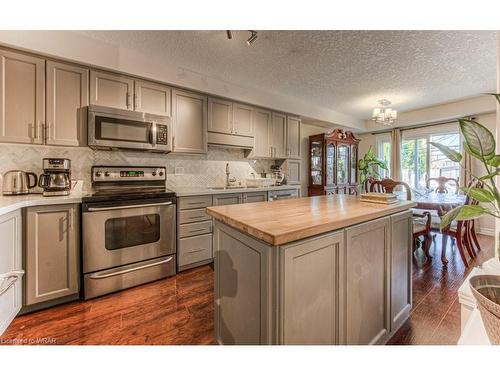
[
  {"left": 2, "top": 170, "right": 38, "bottom": 195},
  {"left": 207, "top": 194, "right": 415, "bottom": 245},
  {"left": 39, "top": 158, "right": 72, "bottom": 197},
  {"left": 245, "top": 177, "right": 275, "bottom": 188}
]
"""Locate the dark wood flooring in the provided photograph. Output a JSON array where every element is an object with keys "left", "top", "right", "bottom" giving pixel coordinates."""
[{"left": 0, "top": 234, "right": 494, "bottom": 345}]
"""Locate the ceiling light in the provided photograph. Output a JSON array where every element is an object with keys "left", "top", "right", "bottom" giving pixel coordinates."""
[
  {"left": 372, "top": 99, "right": 398, "bottom": 126},
  {"left": 226, "top": 30, "right": 232, "bottom": 40},
  {"left": 246, "top": 31, "right": 258, "bottom": 46}
]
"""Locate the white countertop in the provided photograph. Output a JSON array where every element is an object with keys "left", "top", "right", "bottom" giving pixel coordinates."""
[
  {"left": 172, "top": 185, "right": 300, "bottom": 197},
  {"left": 0, "top": 181, "right": 86, "bottom": 216}
]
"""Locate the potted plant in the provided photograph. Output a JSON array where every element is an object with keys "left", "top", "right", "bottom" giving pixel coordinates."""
[
  {"left": 358, "top": 145, "right": 388, "bottom": 191},
  {"left": 430, "top": 93, "right": 500, "bottom": 344}
]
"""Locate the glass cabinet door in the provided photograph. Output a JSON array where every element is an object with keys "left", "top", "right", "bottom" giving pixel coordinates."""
[
  {"left": 310, "top": 140, "right": 323, "bottom": 185},
  {"left": 337, "top": 144, "right": 349, "bottom": 185},
  {"left": 326, "top": 143, "right": 335, "bottom": 185},
  {"left": 350, "top": 144, "right": 358, "bottom": 184}
]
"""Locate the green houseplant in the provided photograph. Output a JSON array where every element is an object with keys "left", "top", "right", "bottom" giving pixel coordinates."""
[
  {"left": 429, "top": 93, "right": 500, "bottom": 229},
  {"left": 358, "top": 146, "right": 388, "bottom": 187}
]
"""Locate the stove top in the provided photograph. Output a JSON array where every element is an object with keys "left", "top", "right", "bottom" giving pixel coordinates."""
[{"left": 82, "top": 165, "right": 176, "bottom": 203}]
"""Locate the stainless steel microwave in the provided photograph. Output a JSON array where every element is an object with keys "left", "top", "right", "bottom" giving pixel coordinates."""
[{"left": 87, "top": 105, "right": 172, "bottom": 153}]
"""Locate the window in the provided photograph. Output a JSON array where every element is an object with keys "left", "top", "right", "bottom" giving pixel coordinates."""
[
  {"left": 401, "top": 126, "right": 460, "bottom": 190},
  {"left": 376, "top": 134, "right": 391, "bottom": 179}
]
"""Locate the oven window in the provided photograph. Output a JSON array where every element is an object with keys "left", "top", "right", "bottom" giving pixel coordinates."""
[
  {"left": 96, "top": 116, "right": 152, "bottom": 143},
  {"left": 105, "top": 214, "right": 160, "bottom": 250}
]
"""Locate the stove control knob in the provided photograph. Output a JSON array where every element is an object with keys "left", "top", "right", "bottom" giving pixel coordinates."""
[
  {"left": 104, "top": 171, "right": 110, "bottom": 177},
  {"left": 152, "top": 171, "right": 157, "bottom": 176},
  {"left": 95, "top": 171, "right": 102, "bottom": 177},
  {"left": 159, "top": 171, "right": 164, "bottom": 176}
]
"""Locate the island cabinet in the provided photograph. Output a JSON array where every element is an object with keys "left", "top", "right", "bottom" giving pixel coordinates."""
[{"left": 212, "top": 209, "right": 413, "bottom": 345}]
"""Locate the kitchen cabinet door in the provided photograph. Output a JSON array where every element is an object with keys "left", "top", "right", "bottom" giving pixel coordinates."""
[
  {"left": 213, "top": 193, "right": 242, "bottom": 206},
  {"left": 271, "top": 112, "right": 287, "bottom": 158},
  {"left": 0, "top": 210, "right": 23, "bottom": 336},
  {"left": 286, "top": 116, "right": 301, "bottom": 159},
  {"left": 248, "top": 108, "right": 271, "bottom": 158},
  {"left": 280, "top": 231, "right": 344, "bottom": 344},
  {"left": 232, "top": 103, "right": 254, "bottom": 137},
  {"left": 25, "top": 204, "right": 80, "bottom": 305},
  {"left": 46, "top": 61, "right": 89, "bottom": 146},
  {"left": 342, "top": 217, "right": 390, "bottom": 345},
  {"left": 390, "top": 211, "right": 412, "bottom": 332},
  {"left": 208, "top": 97, "right": 233, "bottom": 134},
  {"left": 134, "top": 79, "right": 171, "bottom": 116},
  {"left": 0, "top": 49, "right": 45, "bottom": 144},
  {"left": 171, "top": 89, "right": 207, "bottom": 154},
  {"left": 243, "top": 191, "right": 268, "bottom": 203},
  {"left": 287, "top": 159, "right": 301, "bottom": 185},
  {"left": 90, "top": 70, "right": 134, "bottom": 110}
]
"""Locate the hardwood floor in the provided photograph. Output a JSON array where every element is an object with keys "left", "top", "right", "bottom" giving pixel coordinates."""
[
  {"left": 0, "top": 234, "right": 494, "bottom": 345},
  {"left": 389, "top": 233, "right": 494, "bottom": 345}
]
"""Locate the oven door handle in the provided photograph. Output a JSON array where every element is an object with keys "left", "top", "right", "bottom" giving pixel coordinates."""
[
  {"left": 88, "top": 257, "right": 174, "bottom": 280},
  {"left": 87, "top": 201, "right": 173, "bottom": 212}
]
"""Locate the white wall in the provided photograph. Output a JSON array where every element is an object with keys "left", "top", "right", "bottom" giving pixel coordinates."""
[{"left": 0, "top": 31, "right": 364, "bottom": 131}]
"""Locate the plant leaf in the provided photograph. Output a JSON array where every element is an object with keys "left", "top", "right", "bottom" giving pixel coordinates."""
[
  {"left": 486, "top": 155, "right": 500, "bottom": 167},
  {"left": 440, "top": 206, "right": 462, "bottom": 230},
  {"left": 462, "top": 187, "right": 495, "bottom": 202},
  {"left": 459, "top": 118, "right": 496, "bottom": 159},
  {"left": 429, "top": 142, "right": 462, "bottom": 163},
  {"left": 463, "top": 141, "right": 481, "bottom": 159},
  {"left": 440, "top": 205, "right": 489, "bottom": 230},
  {"left": 486, "top": 93, "right": 500, "bottom": 105},
  {"left": 479, "top": 170, "right": 500, "bottom": 181}
]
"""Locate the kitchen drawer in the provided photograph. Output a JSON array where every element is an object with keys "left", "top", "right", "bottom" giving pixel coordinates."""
[
  {"left": 178, "top": 220, "right": 212, "bottom": 238},
  {"left": 213, "top": 193, "right": 242, "bottom": 206},
  {"left": 178, "top": 234, "right": 212, "bottom": 266},
  {"left": 178, "top": 208, "right": 212, "bottom": 224},
  {"left": 243, "top": 191, "right": 268, "bottom": 203},
  {"left": 179, "top": 195, "right": 213, "bottom": 210}
]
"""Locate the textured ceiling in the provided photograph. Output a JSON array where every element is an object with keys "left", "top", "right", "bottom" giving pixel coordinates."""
[{"left": 76, "top": 30, "right": 497, "bottom": 119}]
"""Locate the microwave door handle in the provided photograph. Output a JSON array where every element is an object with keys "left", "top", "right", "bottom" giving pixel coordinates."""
[{"left": 151, "top": 121, "right": 157, "bottom": 148}]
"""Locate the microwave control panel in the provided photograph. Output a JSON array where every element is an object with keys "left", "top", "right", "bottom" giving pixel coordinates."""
[{"left": 156, "top": 124, "right": 168, "bottom": 145}]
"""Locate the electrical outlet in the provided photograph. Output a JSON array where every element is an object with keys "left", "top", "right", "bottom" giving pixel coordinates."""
[{"left": 175, "top": 166, "right": 184, "bottom": 175}]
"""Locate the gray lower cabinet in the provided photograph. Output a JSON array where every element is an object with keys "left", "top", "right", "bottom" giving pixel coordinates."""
[
  {"left": 242, "top": 191, "right": 267, "bottom": 203},
  {"left": 214, "top": 211, "right": 411, "bottom": 345},
  {"left": 343, "top": 216, "right": 391, "bottom": 345},
  {"left": 24, "top": 204, "right": 80, "bottom": 306},
  {"left": 212, "top": 193, "right": 242, "bottom": 206}
]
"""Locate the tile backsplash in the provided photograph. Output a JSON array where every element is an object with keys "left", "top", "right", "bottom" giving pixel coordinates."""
[{"left": 0, "top": 143, "right": 275, "bottom": 191}]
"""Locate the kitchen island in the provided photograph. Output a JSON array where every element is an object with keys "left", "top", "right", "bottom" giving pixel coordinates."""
[{"left": 206, "top": 195, "right": 416, "bottom": 345}]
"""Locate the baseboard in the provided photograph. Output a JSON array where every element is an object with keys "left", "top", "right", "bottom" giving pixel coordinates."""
[{"left": 477, "top": 228, "right": 495, "bottom": 237}]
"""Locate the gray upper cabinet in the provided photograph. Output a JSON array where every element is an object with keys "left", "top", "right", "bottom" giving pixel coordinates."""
[
  {"left": 271, "top": 112, "right": 287, "bottom": 158},
  {"left": 24, "top": 204, "right": 80, "bottom": 306},
  {"left": 286, "top": 159, "right": 301, "bottom": 185},
  {"left": 0, "top": 49, "right": 45, "bottom": 144},
  {"left": 248, "top": 108, "right": 272, "bottom": 158},
  {"left": 286, "top": 116, "right": 301, "bottom": 159},
  {"left": 134, "top": 79, "right": 171, "bottom": 116},
  {"left": 46, "top": 61, "right": 89, "bottom": 146},
  {"left": 343, "top": 217, "right": 390, "bottom": 345},
  {"left": 208, "top": 97, "right": 233, "bottom": 134},
  {"left": 90, "top": 70, "right": 134, "bottom": 110},
  {"left": 171, "top": 89, "right": 207, "bottom": 154},
  {"left": 232, "top": 103, "right": 254, "bottom": 137}
]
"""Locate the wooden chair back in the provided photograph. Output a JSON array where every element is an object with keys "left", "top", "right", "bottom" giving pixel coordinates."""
[
  {"left": 369, "top": 178, "right": 412, "bottom": 200},
  {"left": 427, "top": 176, "right": 459, "bottom": 194}
]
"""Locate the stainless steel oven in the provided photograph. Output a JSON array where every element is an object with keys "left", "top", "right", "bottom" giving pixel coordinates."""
[
  {"left": 81, "top": 166, "right": 176, "bottom": 299},
  {"left": 87, "top": 105, "right": 171, "bottom": 153}
]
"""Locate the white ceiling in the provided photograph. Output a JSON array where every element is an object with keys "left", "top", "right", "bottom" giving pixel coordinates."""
[{"left": 76, "top": 30, "right": 497, "bottom": 120}]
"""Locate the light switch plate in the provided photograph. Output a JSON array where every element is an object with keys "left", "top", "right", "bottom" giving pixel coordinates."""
[{"left": 175, "top": 166, "right": 184, "bottom": 175}]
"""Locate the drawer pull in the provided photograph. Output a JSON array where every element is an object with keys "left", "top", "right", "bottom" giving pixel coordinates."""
[
  {"left": 88, "top": 257, "right": 173, "bottom": 279},
  {"left": 0, "top": 270, "right": 24, "bottom": 296},
  {"left": 187, "top": 202, "right": 206, "bottom": 205},
  {"left": 189, "top": 215, "right": 206, "bottom": 219},
  {"left": 188, "top": 248, "right": 206, "bottom": 254},
  {"left": 189, "top": 228, "right": 207, "bottom": 233}
]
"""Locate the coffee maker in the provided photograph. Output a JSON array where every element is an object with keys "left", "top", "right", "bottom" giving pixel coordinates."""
[{"left": 38, "top": 158, "right": 72, "bottom": 196}]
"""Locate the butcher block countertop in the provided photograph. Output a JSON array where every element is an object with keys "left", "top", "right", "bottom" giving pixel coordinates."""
[{"left": 206, "top": 195, "right": 416, "bottom": 245}]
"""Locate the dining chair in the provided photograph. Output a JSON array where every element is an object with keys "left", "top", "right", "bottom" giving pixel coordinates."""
[
  {"left": 433, "top": 179, "right": 483, "bottom": 267},
  {"left": 370, "top": 178, "right": 432, "bottom": 257},
  {"left": 427, "top": 176, "right": 459, "bottom": 194}
]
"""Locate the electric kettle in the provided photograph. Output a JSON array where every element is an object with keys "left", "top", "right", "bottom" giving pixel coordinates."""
[{"left": 2, "top": 170, "right": 38, "bottom": 195}]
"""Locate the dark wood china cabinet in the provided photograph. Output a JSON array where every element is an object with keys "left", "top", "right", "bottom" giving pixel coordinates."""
[{"left": 308, "top": 129, "right": 360, "bottom": 196}]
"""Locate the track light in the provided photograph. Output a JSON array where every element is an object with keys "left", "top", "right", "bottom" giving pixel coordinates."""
[
  {"left": 246, "top": 31, "right": 258, "bottom": 46},
  {"left": 226, "top": 30, "right": 232, "bottom": 40}
]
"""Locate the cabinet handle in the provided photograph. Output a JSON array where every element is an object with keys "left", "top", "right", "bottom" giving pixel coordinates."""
[
  {"left": 0, "top": 270, "right": 24, "bottom": 296},
  {"left": 134, "top": 93, "right": 138, "bottom": 109},
  {"left": 188, "top": 228, "right": 207, "bottom": 234},
  {"left": 29, "top": 123, "right": 36, "bottom": 140},
  {"left": 187, "top": 248, "right": 206, "bottom": 254},
  {"left": 36, "top": 120, "right": 43, "bottom": 140},
  {"left": 45, "top": 123, "right": 51, "bottom": 143},
  {"left": 126, "top": 93, "right": 131, "bottom": 109},
  {"left": 172, "top": 136, "right": 176, "bottom": 150}
]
